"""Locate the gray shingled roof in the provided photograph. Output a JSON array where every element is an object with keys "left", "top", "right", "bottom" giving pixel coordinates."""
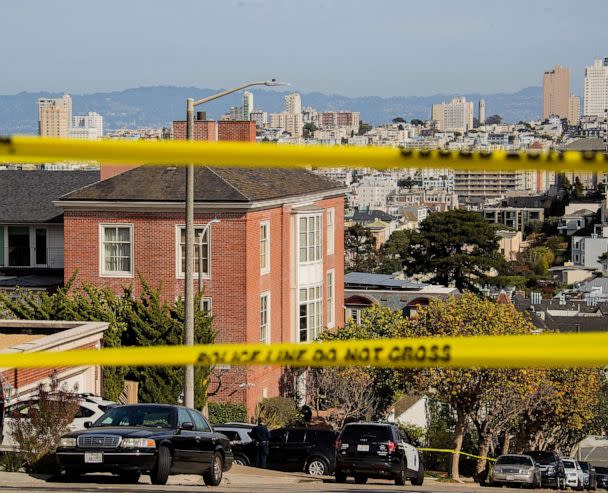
[
  {"left": 347, "top": 209, "right": 397, "bottom": 222},
  {"left": 0, "top": 170, "right": 100, "bottom": 223},
  {"left": 563, "top": 138, "right": 606, "bottom": 152},
  {"left": 345, "top": 272, "right": 426, "bottom": 290},
  {"left": 60, "top": 166, "right": 343, "bottom": 203}
]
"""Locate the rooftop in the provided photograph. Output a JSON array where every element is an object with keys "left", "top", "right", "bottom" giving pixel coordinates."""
[
  {"left": 60, "top": 166, "right": 343, "bottom": 203},
  {"left": 563, "top": 138, "right": 606, "bottom": 152},
  {"left": 0, "top": 170, "right": 100, "bottom": 223},
  {"left": 345, "top": 272, "right": 426, "bottom": 291}
]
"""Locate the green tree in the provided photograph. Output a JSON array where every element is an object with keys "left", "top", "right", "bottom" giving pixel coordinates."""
[
  {"left": 397, "top": 177, "right": 415, "bottom": 189},
  {"left": 392, "top": 117, "right": 406, "bottom": 123},
  {"left": 400, "top": 210, "right": 505, "bottom": 291},
  {"left": 379, "top": 229, "right": 414, "bottom": 274},
  {"left": 574, "top": 176, "right": 585, "bottom": 199},
  {"left": 357, "top": 121, "right": 373, "bottom": 135},
  {"left": 410, "top": 119, "right": 424, "bottom": 126},
  {"left": 303, "top": 122, "right": 317, "bottom": 139},
  {"left": 345, "top": 224, "right": 380, "bottom": 272},
  {"left": 486, "top": 114, "right": 503, "bottom": 125},
  {"left": 0, "top": 274, "right": 215, "bottom": 409}
]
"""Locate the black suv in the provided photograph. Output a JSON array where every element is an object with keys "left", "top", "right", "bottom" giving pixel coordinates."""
[
  {"left": 56, "top": 404, "right": 232, "bottom": 486},
  {"left": 522, "top": 450, "right": 566, "bottom": 490},
  {"left": 335, "top": 422, "right": 423, "bottom": 485},
  {"left": 267, "top": 427, "right": 338, "bottom": 476},
  {"left": 595, "top": 466, "right": 608, "bottom": 490}
]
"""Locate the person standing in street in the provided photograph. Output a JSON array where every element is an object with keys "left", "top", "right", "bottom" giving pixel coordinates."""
[{"left": 251, "top": 417, "right": 270, "bottom": 468}]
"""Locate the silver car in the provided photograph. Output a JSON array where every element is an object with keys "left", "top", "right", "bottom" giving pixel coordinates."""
[{"left": 491, "top": 454, "right": 542, "bottom": 488}]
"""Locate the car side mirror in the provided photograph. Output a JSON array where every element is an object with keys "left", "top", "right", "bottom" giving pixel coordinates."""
[
  {"left": 84, "top": 421, "right": 92, "bottom": 429},
  {"left": 180, "top": 422, "right": 194, "bottom": 431}
]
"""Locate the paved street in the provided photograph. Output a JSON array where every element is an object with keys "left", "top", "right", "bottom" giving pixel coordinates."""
[{"left": 0, "top": 468, "right": 587, "bottom": 493}]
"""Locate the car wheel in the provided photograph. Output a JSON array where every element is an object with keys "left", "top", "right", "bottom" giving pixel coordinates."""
[
  {"left": 395, "top": 464, "right": 407, "bottom": 486},
  {"left": 354, "top": 474, "right": 367, "bottom": 484},
  {"left": 64, "top": 468, "right": 82, "bottom": 481},
  {"left": 233, "top": 455, "right": 249, "bottom": 466},
  {"left": 306, "top": 457, "right": 328, "bottom": 476},
  {"left": 150, "top": 446, "right": 171, "bottom": 485},
  {"left": 334, "top": 470, "right": 347, "bottom": 483},
  {"left": 118, "top": 471, "right": 140, "bottom": 484},
  {"left": 203, "top": 452, "right": 224, "bottom": 487},
  {"left": 411, "top": 461, "right": 425, "bottom": 486}
]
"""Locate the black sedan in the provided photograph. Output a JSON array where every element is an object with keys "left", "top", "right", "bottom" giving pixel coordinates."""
[{"left": 56, "top": 404, "right": 232, "bottom": 486}]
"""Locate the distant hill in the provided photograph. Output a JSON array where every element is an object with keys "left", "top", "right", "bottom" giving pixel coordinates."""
[{"left": 0, "top": 86, "right": 542, "bottom": 134}]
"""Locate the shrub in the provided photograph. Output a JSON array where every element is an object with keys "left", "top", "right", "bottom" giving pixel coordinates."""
[
  {"left": 9, "top": 377, "right": 80, "bottom": 473},
  {"left": 208, "top": 402, "right": 247, "bottom": 425},
  {"left": 255, "top": 397, "right": 300, "bottom": 429}
]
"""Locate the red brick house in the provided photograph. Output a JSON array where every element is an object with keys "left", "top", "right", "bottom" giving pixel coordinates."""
[{"left": 57, "top": 166, "right": 346, "bottom": 414}]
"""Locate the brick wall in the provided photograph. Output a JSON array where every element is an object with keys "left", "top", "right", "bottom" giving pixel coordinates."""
[
  {"left": 217, "top": 121, "right": 256, "bottom": 143},
  {"left": 172, "top": 120, "right": 218, "bottom": 141}
]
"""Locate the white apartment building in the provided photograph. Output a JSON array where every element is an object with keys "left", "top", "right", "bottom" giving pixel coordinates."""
[
  {"left": 584, "top": 58, "right": 608, "bottom": 118},
  {"left": 353, "top": 175, "right": 398, "bottom": 211},
  {"left": 242, "top": 91, "right": 254, "bottom": 121},
  {"left": 70, "top": 112, "right": 103, "bottom": 140},
  {"left": 250, "top": 109, "right": 268, "bottom": 127},
  {"left": 38, "top": 94, "right": 72, "bottom": 137},
  {"left": 432, "top": 97, "right": 474, "bottom": 133},
  {"left": 568, "top": 95, "right": 581, "bottom": 125},
  {"left": 284, "top": 93, "right": 302, "bottom": 114}
]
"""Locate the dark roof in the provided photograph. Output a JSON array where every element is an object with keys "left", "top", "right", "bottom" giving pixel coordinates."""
[
  {"left": 345, "top": 272, "right": 425, "bottom": 290},
  {"left": 60, "top": 166, "right": 343, "bottom": 203},
  {"left": 0, "top": 170, "right": 100, "bottom": 223},
  {"left": 347, "top": 209, "right": 396, "bottom": 222},
  {"left": 563, "top": 138, "right": 606, "bottom": 152}
]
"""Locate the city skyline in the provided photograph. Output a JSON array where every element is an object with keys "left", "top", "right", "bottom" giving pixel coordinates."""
[{"left": 2, "top": 0, "right": 608, "bottom": 97}]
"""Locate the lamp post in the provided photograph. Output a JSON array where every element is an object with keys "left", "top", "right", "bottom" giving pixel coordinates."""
[
  {"left": 198, "top": 218, "right": 220, "bottom": 309},
  {"left": 183, "top": 80, "right": 288, "bottom": 409}
]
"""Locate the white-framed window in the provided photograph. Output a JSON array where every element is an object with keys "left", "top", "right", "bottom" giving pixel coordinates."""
[
  {"left": 260, "top": 292, "right": 270, "bottom": 344},
  {"left": 100, "top": 224, "right": 133, "bottom": 277},
  {"left": 299, "top": 215, "right": 322, "bottom": 263},
  {"left": 299, "top": 284, "right": 322, "bottom": 342},
  {"left": 176, "top": 225, "right": 210, "bottom": 278},
  {"left": 346, "top": 308, "right": 362, "bottom": 324},
  {"left": 202, "top": 297, "right": 212, "bottom": 314},
  {"left": 260, "top": 220, "right": 270, "bottom": 274},
  {"left": 326, "top": 208, "right": 335, "bottom": 255},
  {"left": 326, "top": 270, "right": 335, "bottom": 328}
]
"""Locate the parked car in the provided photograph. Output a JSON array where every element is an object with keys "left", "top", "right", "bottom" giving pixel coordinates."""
[
  {"left": 267, "top": 427, "right": 338, "bottom": 476},
  {"left": 213, "top": 423, "right": 256, "bottom": 466},
  {"left": 579, "top": 461, "right": 597, "bottom": 491},
  {"left": 334, "top": 422, "right": 423, "bottom": 486},
  {"left": 1, "top": 393, "right": 115, "bottom": 450},
  {"left": 523, "top": 450, "right": 567, "bottom": 490},
  {"left": 490, "top": 454, "right": 542, "bottom": 488},
  {"left": 595, "top": 466, "right": 608, "bottom": 490},
  {"left": 56, "top": 404, "right": 233, "bottom": 486},
  {"left": 563, "top": 458, "right": 585, "bottom": 490}
]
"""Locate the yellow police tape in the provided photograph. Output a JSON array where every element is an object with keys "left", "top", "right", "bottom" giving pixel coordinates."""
[
  {"left": 0, "top": 332, "right": 607, "bottom": 369},
  {"left": 0, "top": 135, "right": 607, "bottom": 171},
  {"left": 417, "top": 448, "right": 496, "bottom": 462}
]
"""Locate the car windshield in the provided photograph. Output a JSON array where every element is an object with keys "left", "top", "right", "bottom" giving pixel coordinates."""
[
  {"left": 563, "top": 459, "right": 576, "bottom": 468},
  {"left": 580, "top": 463, "right": 589, "bottom": 472},
  {"left": 340, "top": 425, "right": 391, "bottom": 442},
  {"left": 524, "top": 451, "right": 556, "bottom": 465},
  {"left": 497, "top": 456, "right": 533, "bottom": 466},
  {"left": 93, "top": 405, "right": 175, "bottom": 428}
]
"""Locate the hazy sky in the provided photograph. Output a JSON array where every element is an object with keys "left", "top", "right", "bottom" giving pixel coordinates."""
[{"left": 2, "top": 0, "right": 607, "bottom": 97}]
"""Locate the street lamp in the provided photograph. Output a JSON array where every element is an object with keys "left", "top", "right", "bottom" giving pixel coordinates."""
[
  {"left": 183, "top": 80, "right": 288, "bottom": 409},
  {"left": 198, "top": 218, "right": 220, "bottom": 310}
]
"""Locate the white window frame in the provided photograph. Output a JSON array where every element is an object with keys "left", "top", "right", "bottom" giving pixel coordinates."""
[
  {"left": 326, "top": 269, "right": 335, "bottom": 328},
  {"left": 260, "top": 220, "right": 270, "bottom": 275},
  {"left": 202, "top": 297, "right": 212, "bottom": 314},
  {"left": 298, "top": 214, "right": 322, "bottom": 264},
  {"left": 260, "top": 292, "right": 270, "bottom": 344},
  {"left": 99, "top": 223, "right": 134, "bottom": 278},
  {"left": 175, "top": 225, "right": 211, "bottom": 280},
  {"left": 326, "top": 208, "right": 335, "bottom": 255},
  {"left": 299, "top": 284, "right": 323, "bottom": 342}
]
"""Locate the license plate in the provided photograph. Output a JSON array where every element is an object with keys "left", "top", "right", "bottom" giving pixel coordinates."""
[
  {"left": 506, "top": 475, "right": 514, "bottom": 481},
  {"left": 84, "top": 452, "right": 103, "bottom": 463},
  {"left": 357, "top": 444, "right": 369, "bottom": 452}
]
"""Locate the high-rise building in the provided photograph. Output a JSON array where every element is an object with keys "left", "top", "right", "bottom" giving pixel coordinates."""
[
  {"left": 584, "top": 58, "right": 608, "bottom": 118},
  {"left": 242, "top": 91, "right": 254, "bottom": 121},
  {"left": 284, "top": 93, "right": 302, "bottom": 114},
  {"left": 38, "top": 94, "right": 72, "bottom": 137},
  {"left": 69, "top": 112, "right": 103, "bottom": 140},
  {"left": 478, "top": 99, "right": 486, "bottom": 125},
  {"left": 542, "top": 65, "right": 570, "bottom": 120},
  {"left": 568, "top": 95, "right": 581, "bottom": 125},
  {"left": 431, "top": 97, "right": 474, "bottom": 133}
]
